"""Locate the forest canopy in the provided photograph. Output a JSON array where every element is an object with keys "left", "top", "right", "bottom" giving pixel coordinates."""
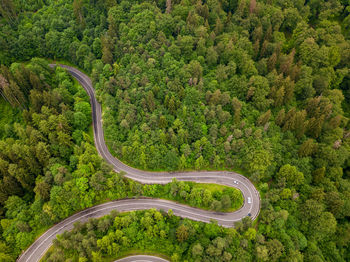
[{"left": 0, "top": 0, "right": 350, "bottom": 261}]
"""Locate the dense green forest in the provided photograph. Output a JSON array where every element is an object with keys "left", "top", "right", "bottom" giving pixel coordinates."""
[
  {"left": 43, "top": 210, "right": 257, "bottom": 262},
  {"left": 1, "top": 0, "right": 350, "bottom": 261},
  {"left": 0, "top": 58, "right": 114, "bottom": 259},
  {"left": 0, "top": 59, "right": 241, "bottom": 260},
  {"left": 0, "top": 98, "right": 21, "bottom": 139}
]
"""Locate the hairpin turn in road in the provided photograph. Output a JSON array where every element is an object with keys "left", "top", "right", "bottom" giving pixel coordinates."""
[{"left": 17, "top": 65, "right": 260, "bottom": 262}]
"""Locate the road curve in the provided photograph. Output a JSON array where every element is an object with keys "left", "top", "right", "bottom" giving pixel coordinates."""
[
  {"left": 115, "top": 255, "right": 169, "bottom": 262},
  {"left": 17, "top": 65, "right": 260, "bottom": 262}
]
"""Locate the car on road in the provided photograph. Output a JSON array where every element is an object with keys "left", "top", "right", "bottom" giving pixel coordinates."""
[
  {"left": 233, "top": 180, "right": 238, "bottom": 184},
  {"left": 247, "top": 197, "right": 252, "bottom": 204}
]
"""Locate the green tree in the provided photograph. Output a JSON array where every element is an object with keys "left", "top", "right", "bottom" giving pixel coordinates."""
[
  {"left": 276, "top": 164, "right": 304, "bottom": 187},
  {"left": 267, "top": 239, "right": 284, "bottom": 262},
  {"left": 34, "top": 181, "right": 51, "bottom": 200},
  {"left": 176, "top": 224, "right": 189, "bottom": 242},
  {"left": 298, "top": 139, "right": 317, "bottom": 157},
  {"left": 244, "top": 148, "right": 272, "bottom": 181},
  {"left": 178, "top": 154, "right": 187, "bottom": 170},
  {"left": 73, "top": 0, "right": 84, "bottom": 26},
  {"left": 74, "top": 112, "right": 88, "bottom": 130},
  {"left": 195, "top": 155, "right": 205, "bottom": 170},
  {"left": 256, "top": 110, "right": 271, "bottom": 126},
  {"left": 221, "top": 195, "right": 231, "bottom": 209},
  {"left": 192, "top": 243, "right": 203, "bottom": 257}
]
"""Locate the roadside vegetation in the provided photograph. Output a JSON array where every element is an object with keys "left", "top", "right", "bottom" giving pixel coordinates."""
[
  {"left": 0, "top": 98, "right": 21, "bottom": 139},
  {"left": 0, "top": 59, "right": 241, "bottom": 261},
  {"left": 0, "top": 0, "right": 350, "bottom": 261},
  {"left": 43, "top": 210, "right": 253, "bottom": 262},
  {"left": 143, "top": 180, "right": 243, "bottom": 212}
]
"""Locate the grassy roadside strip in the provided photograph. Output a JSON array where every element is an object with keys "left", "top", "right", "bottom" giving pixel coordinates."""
[
  {"left": 103, "top": 250, "right": 170, "bottom": 262},
  {"left": 142, "top": 182, "right": 244, "bottom": 213},
  {"left": 41, "top": 246, "right": 170, "bottom": 262}
]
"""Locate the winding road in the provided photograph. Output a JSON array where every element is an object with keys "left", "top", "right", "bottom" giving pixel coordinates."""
[
  {"left": 17, "top": 65, "right": 260, "bottom": 262},
  {"left": 115, "top": 255, "right": 169, "bottom": 262}
]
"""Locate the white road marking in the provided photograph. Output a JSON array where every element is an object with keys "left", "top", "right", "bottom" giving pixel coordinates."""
[{"left": 18, "top": 65, "right": 261, "bottom": 262}]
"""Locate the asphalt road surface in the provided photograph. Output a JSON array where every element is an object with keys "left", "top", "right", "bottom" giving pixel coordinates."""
[
  {"left": 115, "top": 255, "right": 169, "bottom": 262},
  {"left": 17, "top": 65, "right": 260, "bottom": 262}
]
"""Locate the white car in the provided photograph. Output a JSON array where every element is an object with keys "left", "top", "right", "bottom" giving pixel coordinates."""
[
  {"left": 247, "top": 197, "right": 252, "bottom": 204},
  {"left": 233, "top": 180, "right": 238, "bottom": 184}
]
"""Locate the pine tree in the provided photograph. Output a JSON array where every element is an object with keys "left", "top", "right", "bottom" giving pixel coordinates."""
[
  {"left": 283, "top": 76, "right": 295, "bottom": 104},
  {"left": 73, "top": 0, "right": 85, "bottom": 26},
  {"left": 101, "top": 35, "right": 114, "bottom": 65},
  {"left": 298, "top": 139, "right": 317, "bottom": 157},
  {"left": 306, "top": 96, "right": 321, "bottom": 118},
  {"left": 307, "top": 115, "right": 324, "bottom": 138},
  {"left": 215, "top": 18, "right": 223, "bottom": 35},
  {"left": 232, "top": 97, "right": 242, "bottom": 123},
  {"left": 279, "top": 49, "right": 295, "bottom": 76},
  {"left": 252, "top": 26, "right": 263, "bottom": 42},
  {"left": 253, "top": 39, "right": 260, "bottom": 58},
  {"left": 268, "top": 52, "right": 277, "bottom": 71},
  {"left": 328, "top": 115, "right": 342, "bottom": 129},
  {"left": 282, "top": 108, "right": 296, "bottom": 131},
  {"left": 257, "top": 110, "right": 271, "bottom": 126},
  {"left": 168, "top": 96, "right": 176, "bottom": 115},
  {"left": 146, "top": 91, "right": 155, "bottom": 112},
  {"left": 274, "top": 87, "right": 285, "bottom": 107},
  {"left": 294, "top": 110, "right": 307, "bottom": 139}
]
